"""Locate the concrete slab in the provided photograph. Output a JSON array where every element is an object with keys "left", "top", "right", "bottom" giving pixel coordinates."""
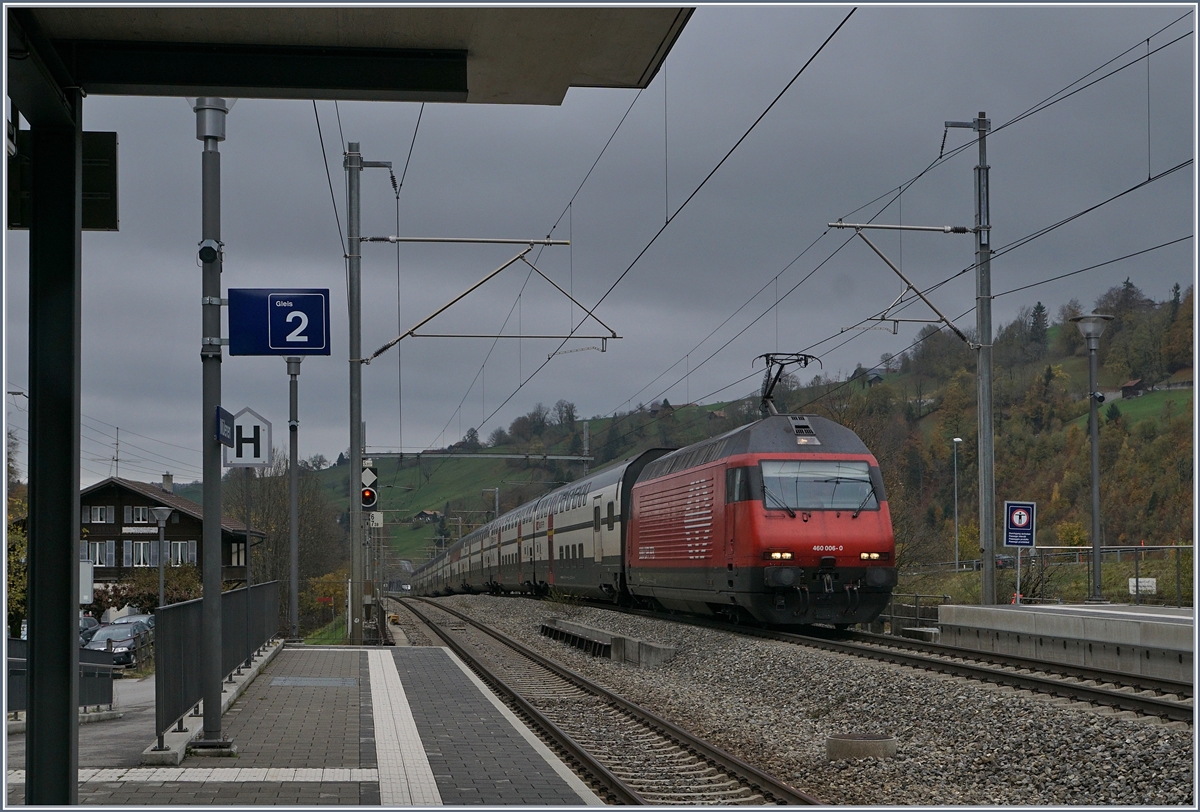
[{"left": 141, "top": 638, "right": 283, "bottom": 765}]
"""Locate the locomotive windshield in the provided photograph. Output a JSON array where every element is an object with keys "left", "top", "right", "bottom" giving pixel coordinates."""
[{"left": 760, "top": 460, "right": 877, "bottom": 511}]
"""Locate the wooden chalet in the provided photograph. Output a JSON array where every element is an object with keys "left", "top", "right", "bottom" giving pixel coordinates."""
[{"left": 79, "top": 475, "right": 264, "bottom": 587}]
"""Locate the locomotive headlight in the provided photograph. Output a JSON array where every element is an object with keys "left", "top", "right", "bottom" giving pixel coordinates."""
[
  {"left": 764, "top": 551, "right": 794, "bottom": 560},
  {"left": 860, "top": 552, "right": 882, "bottom": 560}
]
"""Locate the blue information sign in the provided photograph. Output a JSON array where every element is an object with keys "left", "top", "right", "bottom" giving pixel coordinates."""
[
  {"left": 216, "top": 406, "right": 235, "bottom": 448},
  {"left": 1003, "top": 501, "right": 1036, "bottom": 547},
  {"left": 228, "top": 289, "right": 331, "bottom": 356}
]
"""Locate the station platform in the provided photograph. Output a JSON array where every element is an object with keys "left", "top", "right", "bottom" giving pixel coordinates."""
[
  {"left": 6, "top": 646, "right": 602, "bottom": 806},
  {"left": 938, "top": 603, "right": 1194, "bottom": 682}
]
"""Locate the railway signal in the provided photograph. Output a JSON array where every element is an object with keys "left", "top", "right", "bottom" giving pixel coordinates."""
[{"left": 361, "top": 486, "right": 379, "bottom": 509}]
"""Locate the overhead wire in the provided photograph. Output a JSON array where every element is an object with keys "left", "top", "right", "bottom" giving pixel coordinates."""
[
  {"left": 408, "top": 87, "right": 651, "bottom": 465},
  {"left": 614, "top": 149, "right": 1195, "bottom": 434},
  {"left": 390, "top": 7, "right": 1191, "bottom": 485},
  {"left": 605, "top": 14, "right": 1195, "bottom": 416},
  {"left": 390, "top": 102, "right": 424, "bottom": 473},
  {"left": 462, "top": 8, "right": 860, "bottom": 444}
]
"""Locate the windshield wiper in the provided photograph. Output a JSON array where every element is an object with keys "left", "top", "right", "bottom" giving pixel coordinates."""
[
  {"left": 763, "top": 486, "right": 796, "bottom": 518},
  {"left": 851, "top": 487, "right": 876, "bottom": 518}
]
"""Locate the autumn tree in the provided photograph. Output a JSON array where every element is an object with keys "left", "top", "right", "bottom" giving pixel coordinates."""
[
  {"left": 92, "top": 565, "right": 202, "bottom": 615},
  {"left": 223, "top": 450, "right": 348, "bottom": 629},
  {"left": 1053, "top": 298, "right": 1084, "bottom": 356}
]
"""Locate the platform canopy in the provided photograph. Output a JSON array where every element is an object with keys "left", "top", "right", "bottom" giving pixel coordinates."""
[{"left": 10, "top": 6, "right": 692, "bottom": 124}]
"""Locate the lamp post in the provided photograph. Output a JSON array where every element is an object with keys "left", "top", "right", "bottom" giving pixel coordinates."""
[
  {"left": 1071, "top": 313, "right": 1114, "bottom": 602},
  {"left": 150, "top": 507, "right": 173, "bottom": 611},
  {"left": 952, "top": 438, "right": 962, "bottom": 572}
]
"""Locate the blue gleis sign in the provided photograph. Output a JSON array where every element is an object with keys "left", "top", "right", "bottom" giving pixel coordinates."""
[{"left": 228, "top": 289, "right": 331, "bottom": 356}]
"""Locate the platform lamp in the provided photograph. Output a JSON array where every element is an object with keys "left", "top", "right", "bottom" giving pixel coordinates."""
[
  {"left": 1071, "top": 313, "right": 1114, "bottom": 602},
  {"left": 151, "top": 506, "right": 174, "bottom": 611},
  {"left": 952, "top": 437, "right": 963, "bottom": 572}
]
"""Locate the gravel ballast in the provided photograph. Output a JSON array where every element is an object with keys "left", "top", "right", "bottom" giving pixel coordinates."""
[{"left": 428, "top": 594, "right": 1194, "bottom": 806}]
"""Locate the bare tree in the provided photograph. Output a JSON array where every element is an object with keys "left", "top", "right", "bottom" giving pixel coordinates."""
[
  {"left": 553, "top": 399, "right": 576, "bottom": 430},
  {"left": 223, "top": 449, "right": 348, "bottom": 630}
]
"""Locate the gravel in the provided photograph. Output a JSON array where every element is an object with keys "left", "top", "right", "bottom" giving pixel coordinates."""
[{"left": 429, "top": 594, "right": 1194, "bottom": 806}]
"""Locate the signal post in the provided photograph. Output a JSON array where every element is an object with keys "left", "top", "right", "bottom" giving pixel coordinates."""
[{"left": 360, "top": 463, "right": 379, "bottom": 631}]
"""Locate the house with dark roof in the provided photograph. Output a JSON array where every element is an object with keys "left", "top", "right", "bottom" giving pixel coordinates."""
[
  {"left": 79, "top": 474, "right": 264, "bottom": 587},
  {"left": 1121, "top": 379, "right": 1147, "bottom": 399}
]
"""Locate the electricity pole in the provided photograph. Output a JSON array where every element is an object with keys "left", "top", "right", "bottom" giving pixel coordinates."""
[
  {"left": 346, "top": 142, "right": 364, "bottom": 644},
  {"left": 947, "top": 112, "right": 996, "bottom": 605},
  {"left": 345, "top": 143, "right": 392, "bottom": 643}
]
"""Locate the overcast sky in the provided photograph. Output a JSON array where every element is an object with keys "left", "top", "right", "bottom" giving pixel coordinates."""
[{"left": 4, "top": 4, "right": 1196, "bottom": 488}]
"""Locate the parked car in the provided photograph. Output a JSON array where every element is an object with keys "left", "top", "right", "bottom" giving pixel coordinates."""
[
  {"left": 110, "top": 614, "right": 155, "bottom": 643},
  {"left": 84, "top": 621, "right": 151, "bottom": 668},
  {"left": 995, "top": 554, "right": 1016, "bottom": 570},
  {"left": 79, "top": 615, "right": 101, "bottom": 644}
]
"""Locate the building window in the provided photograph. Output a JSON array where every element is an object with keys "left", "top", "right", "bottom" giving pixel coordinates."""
[
  {"left": 133, "top": 541, "right": 152, "bottom": 567},
  {"left": 90, "top": 506, "right": 106, "bottom": 523},
  {"left": 230, "top": 541, "right": 245, "bottom": 568},
  {"left": 133, "top": 506, "right": 149, "bottom": 524},
  {"left": 87, "top": 541, "right": 107, "bottom": 566},
  {"left": 170, "top": 541, "right": 188, "bottom": 566}
]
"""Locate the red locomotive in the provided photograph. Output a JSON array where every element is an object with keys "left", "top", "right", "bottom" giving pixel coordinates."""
[{"left": 625, "top": 413, "right": 896, "bottom": 626}]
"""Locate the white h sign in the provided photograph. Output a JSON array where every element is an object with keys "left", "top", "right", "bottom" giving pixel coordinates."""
[{"left": 223, "top": 407, "right": 273, "bottom": 467}]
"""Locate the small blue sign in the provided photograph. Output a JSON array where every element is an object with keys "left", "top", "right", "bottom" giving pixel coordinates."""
[
  {"left": 1004, "top": 501, "right": 1036, "bottom": 547},
  {"left": 216, "top": 406, "right": 235, "bottom": 448},
  {"left": 228, "top": 289, "right": 331, "bottom": 356}
]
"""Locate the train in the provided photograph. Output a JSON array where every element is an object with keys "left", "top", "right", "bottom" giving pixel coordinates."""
[{"left": 411, "top": 413, "right": 897, "bottom": 628}]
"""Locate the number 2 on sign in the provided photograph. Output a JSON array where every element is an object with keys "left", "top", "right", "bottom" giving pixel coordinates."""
[{"left": 285, "top": 311, "right": 309, "bottom": 342}]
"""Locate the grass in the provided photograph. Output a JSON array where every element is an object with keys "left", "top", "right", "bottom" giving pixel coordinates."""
[
  {"left": 305, "top": 614, "right": 348, "bottom": 645},
  {"left": 1099, "top": 389, "right": 1192, "bottom": 425}
]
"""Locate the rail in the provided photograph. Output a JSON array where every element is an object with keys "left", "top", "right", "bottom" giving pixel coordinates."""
[{"left": 412, "top": 597, "right": 822, "bottom": 805}]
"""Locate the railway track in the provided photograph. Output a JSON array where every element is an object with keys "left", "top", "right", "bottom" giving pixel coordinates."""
[
  {"left": 592, "top": 603, "right": 1193, "bottom": 725},
  {"left": 390, "top": 596, "right": 821, "bottom": 805}
]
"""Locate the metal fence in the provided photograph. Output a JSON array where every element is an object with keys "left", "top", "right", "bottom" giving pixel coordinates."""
[
  {"left": 6, "top": 639, "right": 115, "bottom": 714},
  {"left": 859, "top": 593, "right": 951, "bottom": 635},
  {"left": 154, "top": 581, "right": 280, "bottom": 745}
]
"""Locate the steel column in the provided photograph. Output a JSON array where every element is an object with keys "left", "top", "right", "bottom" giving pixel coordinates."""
[
  {"left": 196, "top": 97, "right": 228, "bottom": 744},
  {"left": 288, "top": 356, "right": 302, "bottom": 638},
  {"left": 1088, "top": 344, "right": 1103, "bottom": 601},
  {"left": 25, "top": 93, "right": 83, "bottom": 807}
]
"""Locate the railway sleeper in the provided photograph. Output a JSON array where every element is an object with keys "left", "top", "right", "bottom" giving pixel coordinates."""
[
  {"left": 626, "top": 775, "right": 748, "bottom": 789},
  {"left": 641, "top": 788, "right": 765, "bottom": 802}
]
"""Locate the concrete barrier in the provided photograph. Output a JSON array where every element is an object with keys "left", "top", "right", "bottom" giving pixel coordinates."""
[
  {"left": 938, "top": 604, "right": 1193, "bottom": 682},
  {"left": 540, "top": 618, "right": 676, "bottom": 667},
  {"left": 826, "top": 733, "right": 897, "bottom": 760}
]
